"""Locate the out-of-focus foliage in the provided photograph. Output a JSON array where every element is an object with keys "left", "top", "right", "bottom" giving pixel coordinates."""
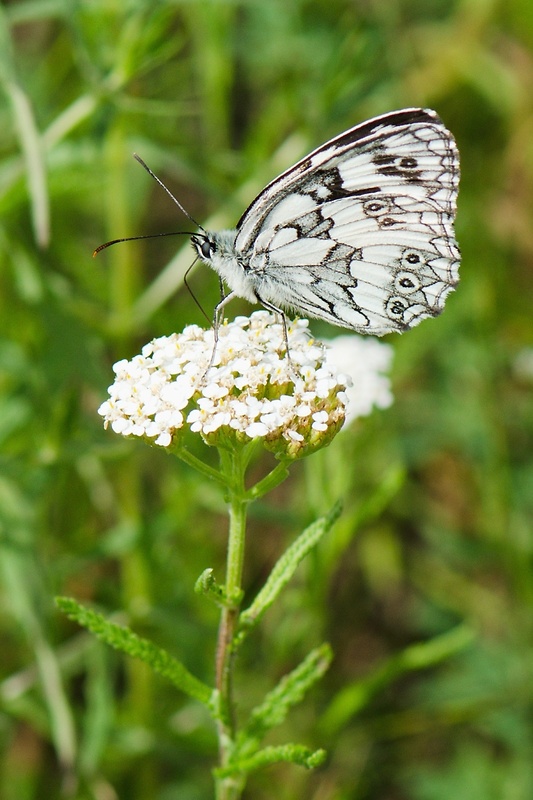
[{"left": 1, "top": 1, "right": 533, "bottom": 798}]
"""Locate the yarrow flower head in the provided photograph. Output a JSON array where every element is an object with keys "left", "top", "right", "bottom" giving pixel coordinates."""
[
  {"left": 322, "top": 335, "right": 394, "bottom": 426},
  {"left": 98, "top": 311, "right": 392, "bottom": 459}
]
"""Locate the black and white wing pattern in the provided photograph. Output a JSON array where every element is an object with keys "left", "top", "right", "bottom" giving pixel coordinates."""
[{"left": 194, "top": 108, "right": 460, "bottom": 335}]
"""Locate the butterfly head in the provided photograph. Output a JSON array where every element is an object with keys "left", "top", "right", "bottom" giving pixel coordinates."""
[
  {"left": 191, "top": 229, "right": 257, "bottom": 304},
  {"left": 191, "top": 233, "right": 217, "bottom": 262}
]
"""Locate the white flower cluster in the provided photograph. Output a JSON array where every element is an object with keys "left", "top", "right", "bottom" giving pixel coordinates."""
[
  {"left": 98, "top": 311, "right": 393, "bottom": 457},
  {"left": 322, "top": 335, "right": 394, "bottom": 425}
]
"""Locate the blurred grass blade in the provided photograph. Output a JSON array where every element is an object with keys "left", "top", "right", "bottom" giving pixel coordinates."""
[
  {"left": 321, "top": 624, "right": 476, "bottom": 735},
  {"left": 0, "top": 6, "right": 50, "bottom": 247},
  {"left": 0, "top": 550, "right": 77, "bottom": 772},
  {"left": 4, "top": 82, "right": 50, "bottom": 248}
]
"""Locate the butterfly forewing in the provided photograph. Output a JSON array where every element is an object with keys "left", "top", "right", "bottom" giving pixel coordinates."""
[
  {"left": 236, "top": 109, "right": 457, "bottom": 241},
  {"left": 231, "top": 108, "right": 459, "bottom": 335}
]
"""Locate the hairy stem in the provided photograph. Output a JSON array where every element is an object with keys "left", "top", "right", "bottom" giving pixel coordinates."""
[{"left": 214, "top": 449, "right": 248, "bottom": 800}]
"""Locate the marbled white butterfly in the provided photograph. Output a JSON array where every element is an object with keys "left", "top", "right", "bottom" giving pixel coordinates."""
[{"left": 191, "top": 107, "right": 459, "bottom": 336}]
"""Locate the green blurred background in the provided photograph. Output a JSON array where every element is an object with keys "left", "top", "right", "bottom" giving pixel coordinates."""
[{"left": 1, "top": 1, "right": 533, "bottom": 798}]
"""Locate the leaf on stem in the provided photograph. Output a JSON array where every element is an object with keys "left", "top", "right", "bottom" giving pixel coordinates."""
[
  {"left": 236, "top": 501, "right": 342, "bottom": 644},
  {"left": 56, "top": 596, "right": 215, "bottom": 710},
  {"left": 214, "top": 743, "right": 327, "bottom": 778},
  {"left": 239, "top": 643, "right": 333, "bottom": 747},
  {"left": 245, "top": 460, "right": 290, "bottom": 501},
  {"left": 195, "top": 567, "right": 244, "bottom": 607}
]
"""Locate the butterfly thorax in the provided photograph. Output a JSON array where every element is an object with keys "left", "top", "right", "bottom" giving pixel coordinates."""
[{"left": 192, "top": 229, "right": 260, "bottom": 303}]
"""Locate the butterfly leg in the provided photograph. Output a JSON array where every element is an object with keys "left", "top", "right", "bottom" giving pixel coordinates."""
[
  {"left": 254, "top": 292, "right": 296, "bottom": 373},
  {"left": 202, "top": 289, "right": 239, "bottom": 378}
]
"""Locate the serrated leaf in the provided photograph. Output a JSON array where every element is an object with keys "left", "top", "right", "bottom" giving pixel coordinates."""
[
  {"left": 240, "top": 643, "right": 332, "bottom": 746},
  {"left": 56, "top": 596, "right": 214, "bottom": 710},
  {"left": 214, "top": 743, "right": 327, "bottom": 778},
  {"left": 236, "top": 501, "right": 342, "bottom": 644},
  {"left": 195, "top": 568, "right": 229, "bottom": 606}
]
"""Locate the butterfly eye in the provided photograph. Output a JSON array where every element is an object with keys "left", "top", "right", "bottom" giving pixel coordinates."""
[
  {"left": 201, "top": 240, "right": 215, "bottom": 258},
  {"left": 193, "top": 235, "right": 216, "bottom": 260}
]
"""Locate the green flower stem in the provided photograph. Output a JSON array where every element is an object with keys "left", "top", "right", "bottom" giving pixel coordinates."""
[
  {"left": 174, "top": 446, "right": 226, "bottom": 485},
  {"left": 215, "top": 447, "right": 249, "bottom": 800},
  {"left": 245, "top": 459, "right": 290, "bottom": 501}
]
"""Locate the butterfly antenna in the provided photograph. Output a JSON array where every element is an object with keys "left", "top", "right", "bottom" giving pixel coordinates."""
[
  {"left": 93, "top": 154, "right": 206, "bottom": 256},
  {"left": 184, "top": 259, "right": 212, "bottom": 325},
  {"left": 93, "top": 230, "right": 196, "bottom": 257},
  {"left": 133, "top": 153, "right": 205, "bottom": 232}
]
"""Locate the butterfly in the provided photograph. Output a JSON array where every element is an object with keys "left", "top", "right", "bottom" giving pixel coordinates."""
[{"left": 190, "top": 108, "right": 459, "bottom": 337}]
